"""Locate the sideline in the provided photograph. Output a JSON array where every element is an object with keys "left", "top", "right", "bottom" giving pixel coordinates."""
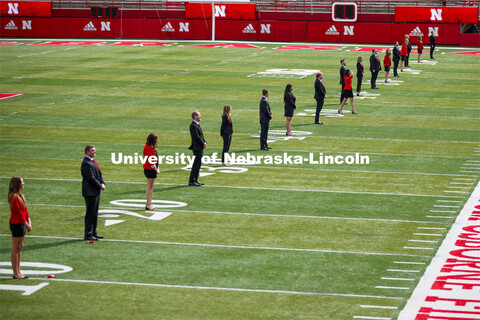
[{"left": 398, "top": 181, "right": 480, "bottom": 319}]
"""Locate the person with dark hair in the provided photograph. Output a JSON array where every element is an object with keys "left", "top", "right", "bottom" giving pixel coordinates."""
[
  {"left": 429, "top": 31, "right": 436, "bottom": 59},
  {"left": 417, "top": 36, "right": 424, "bottom": 62},
  {"left": 314, "top": 72, "right": 326, "bottom": 125},
  {"left": 220, "top": 105, "right": 233, "bottom": 166},
  {"left": 356, "top": 56, "right": 364, "bottom": 96},
  {"left": 81, "top": 145, "right": 105, "bottom": 241},
  {"left": 369, "top": 49, "right": 381, "bottom": 89},
  {"left": 188, "top": 110, "right": 206, "bottom": 186},
  {"left": 393, "top": 41, "right": 401, "bottom": 77},
  {"left": 259, "top": 89, "right": 273, "bottom": 151},
  {"left": 284, "top": 84, "right": 296, "bottom": 136},
  {"left": 339, "top": 59, "right": 347, "bottom": 103},
  {"left": 8, "top": 177, "right": 31, "bottom": 279},
  {"left": 338, "top": 69, "right": 358, "bottom": 115},
  {"left": 405, "top": 35, "right": 413, "bottom": 67},
  {"left": 143, "top": 133, "right": 159, "bottom": 210},
  {"left": 384, "top": 48, "right": 392, "bottom": 83}
]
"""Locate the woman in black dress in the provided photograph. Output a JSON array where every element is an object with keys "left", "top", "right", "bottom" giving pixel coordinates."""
[
  {"left": 220, "top": 105, "right": 233, "bottom": 166},
  {"left": 356, "top": 56, "right": 364, "bottom": 96},
  {"left": 284, "top": 84, "right": 296, "bottom": 136}
]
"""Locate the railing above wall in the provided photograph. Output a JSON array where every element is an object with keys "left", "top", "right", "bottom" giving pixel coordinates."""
[{"left": 53, "top": 0, "right": 480, "bottom": 14}]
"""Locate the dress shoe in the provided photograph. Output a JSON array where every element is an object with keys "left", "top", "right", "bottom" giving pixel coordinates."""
[
  {"left": 188, "top": 182, "right": 201, "bottom": 186},
  {"left": 196, "top": 181, "right": 204, "bottom": 185},
  {"left": 266, "top": 147, "right": 272, "bottom": 149},
  {"left": 315, "top": 122, "right": 324, "bottom": 125},
  {"left": 84, "top": 236, "right": 98, "bottom": 241},
  {"left": 94, "top": 235, "right": 104, "bottom": 239},
  {"left": 261, "top": 148, "right": 269, "bottom": 151}
]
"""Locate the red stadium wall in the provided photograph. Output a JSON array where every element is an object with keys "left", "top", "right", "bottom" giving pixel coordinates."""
[
  {"left": 0, "top": 2, "right": 478, "bottom": 45},
  {"left": 0, "top": 16, "right": 466, "bottom": 45}
]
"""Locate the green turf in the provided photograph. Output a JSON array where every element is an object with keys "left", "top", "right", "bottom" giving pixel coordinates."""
[{"left": 0, "top": 40, "right": 479, "bottom": 319}]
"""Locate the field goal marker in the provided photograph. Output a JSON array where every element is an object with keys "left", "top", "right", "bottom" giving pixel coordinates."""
[{"left": 172, "top": 0, "right": 250, "bottom": 41}]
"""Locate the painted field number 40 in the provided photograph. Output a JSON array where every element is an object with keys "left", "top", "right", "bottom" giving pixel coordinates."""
[{"left": 0, "top": 262, "right": 73, "bottom": 295}]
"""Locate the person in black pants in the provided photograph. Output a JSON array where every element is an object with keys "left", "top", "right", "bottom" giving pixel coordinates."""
[
  {"left": 393, "top": 41, "right": 401, "bottom": 77},
  {"left": 405, "top": 36, "right": 412, "bottom": 67},
  {"left": 429, "top": 31, "right": 436, "bottom": 59},
  {"left": 369, "top": 49, "right": 381, "bottom": 89},
  {"left": 259, "top": 89, "right": 273, "bottom": 151},
  {"left": 220, "top": 105, "right": 233, "bottom": 166},
  {"left": 356, "top": 56, "right": 364, "bottom": 96},
  {"left": 81, "top": 145, "right": 105, "bottom": 241},
  {"left": 314, "top": 72, "right": 326, "bottom": 125},
  {"left": 188, "top": 110, "right": 206, "bottom": 186},
  {"left": 339, "top": 59, "right": 346, "bottom": 103}
]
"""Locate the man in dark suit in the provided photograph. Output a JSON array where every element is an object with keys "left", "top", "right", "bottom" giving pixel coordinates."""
[
  {"left": 429, "top": 31, "right": 436, "bottom": 59},
  {"left": 314, "top": 72, "right": 326, "bottom": 125},
  {"left": 393, "top": 42, "right": 401, "bottom": 78},
  {"left": 81, "top": 145, "right": 105, "bottom": 241},
  {"left": 188, "top": 110, "right": 206, "bottom": 186},
  {"left": 339, "top": 59, "right": 346, "bottom": 103},
  {"left": 370, "top": 49, "right": 381, "bottom": 89},
  {"left": 259, "top": 89, "right": 273, "bottom": 151}
]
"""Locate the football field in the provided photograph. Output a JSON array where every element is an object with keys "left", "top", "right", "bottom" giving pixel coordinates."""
[{"left": 0, "top": 40, "right": 479, "bottom": 319}]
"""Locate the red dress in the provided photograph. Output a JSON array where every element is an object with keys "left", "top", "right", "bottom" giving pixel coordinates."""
[
  {"left": 418, "top": 41, "right": 424, "bottom": 50},
  {"left": 343, "top": 75, "right": 353, "bottom": 90},
  {"left": 143, "top": 144, "right": 158, "bottom": 170},
  {"left": 9, "top": 195, "right": 29, "bottom": 224},
  {"left": 383, "top": 54, "right": 392, "bottom": 67},
  {"left": 401, "top": 43, "right": 408, "bottom": 56}
]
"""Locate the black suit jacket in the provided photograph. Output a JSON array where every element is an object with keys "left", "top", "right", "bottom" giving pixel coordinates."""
[
  {"left": 339, "top": 65, "right": 346, "bottom": 85},
  {"left": 81, "top": 156, "right": 105, "bottom": 197},
  {"left": 430, "top": 35, "right": 436, "bottom": 46},
  {"left": 314, "top": 78, "right": 326, "bottom": 100},
  {"left": 370, "top": 54, "right": 381, "bottom": 72},
  {"left": 220, "top": 114, "right": 233, "bottom": 136},
  {"left": 259, "top": 96, "right": 272, "bottom": 124},
  {"left": 393, "top": 46, "right": 401, "bottom": 62},
  {"left": 356, "top": 62, "right": 364, "bottom": 77},
  {"left": 189, "top": 121, "right": 206, "bottom": 152}
]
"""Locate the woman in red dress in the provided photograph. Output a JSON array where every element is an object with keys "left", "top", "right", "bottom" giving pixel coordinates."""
[
  {"left": 143, "top": 133, "right": 160, "bottom": 211},
  {"left": 384, "top": 48, "right": 392, "bottom": 83},
  {"left": 338, "top": 69, "right": 358, "bottom": 115},
  {"left": 8, "top": 177, "right": 32, "bottom": 279},
  {"left": 417, "top": 36, "right": 424, "bottom": 63}
]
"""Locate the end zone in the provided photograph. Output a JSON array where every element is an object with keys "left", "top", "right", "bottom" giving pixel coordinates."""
[{"left": 398, "top": 181, "right": 480, "bottom": 319}]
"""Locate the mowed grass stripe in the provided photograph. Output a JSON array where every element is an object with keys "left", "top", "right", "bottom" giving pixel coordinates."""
[
  {"left": 0, "top": 178, "right": 459, "bottom": 222},
  {"left": 0, "top": 236, "right": 422, "bottom": 298},
  {"left": 1, "top": 125, "right": 477, "bottom": 157},
  {"left": 0, "top": 156, "right": 463, "bottom": 196}
]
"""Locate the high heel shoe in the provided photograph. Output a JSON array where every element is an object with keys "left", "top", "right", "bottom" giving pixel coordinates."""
[{"left": 145, "top": 205, "right": 157, "bottom": 211}]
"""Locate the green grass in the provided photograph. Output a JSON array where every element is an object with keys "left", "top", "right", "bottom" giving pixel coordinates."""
[{"left": 0, "top": 40, "right": 479, "bottom": 319}]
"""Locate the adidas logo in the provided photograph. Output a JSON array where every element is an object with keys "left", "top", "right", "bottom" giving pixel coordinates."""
[
  {"left": 4, "top": 20, "right": 18, "bottom": 30},
  {"left": 161, "top": 22, "right": 175, "bottom": 32},
  {"left": 325, "top": 25, "right": 339, "bottom": 35},
  {"left": 409, "top": 26, "right": 424, "bottom": 37},
  {"left": 242, "top": 24, "right": 256, "bottom": 34},
  {"left": 83, "top": 22, "right": 97, "bottom": 31}
]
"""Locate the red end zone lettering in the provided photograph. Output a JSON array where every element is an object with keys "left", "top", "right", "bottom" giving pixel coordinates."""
[
  {"left": 181, "top": 43, "right": 263, "bottom": 49},
  {"left": 0, "top": 93, "right": 24, "bottom": 100},
  {"left": 32, "top": 41, "right": 105, "bottom": 46},
  {"left": 443, "top": 51, "right": 480, "bottom": 55},
  {"left": 103, "top": 42, "right": 176, "bottom": 47},
  {"left": 276, "top": 45, "right": 343, "bottom": 51},
  {"left": 398, "top": 184, "right": 480, "bottom": 320}
]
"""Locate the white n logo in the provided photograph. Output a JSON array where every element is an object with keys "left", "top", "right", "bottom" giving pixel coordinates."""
[
  {"left": 7, "top": 3, "right": 19, "bottom": 15},
  {"left": 179, "top": 22, "right": 189, "bottom": 32},
  {"left": 214, "top": 5, "right": 226, "bottom": 17},
  {"left": 430, "top": 9, "right": 442, "bottom": 21},
  {"left": 428, "top": 27, "right": 439, "bottom": 37},
  {"left": 101, "top": 21, "right": 110, "bottom": 31},
  {"left": 22, "top": 20, "right": 31, "bottom": 30},
  {"left": 260, "top": 24, "right": 271, "bottom": 34},
  {"left": 344, "top": 26, "right": 354, "bottom": 36}
]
